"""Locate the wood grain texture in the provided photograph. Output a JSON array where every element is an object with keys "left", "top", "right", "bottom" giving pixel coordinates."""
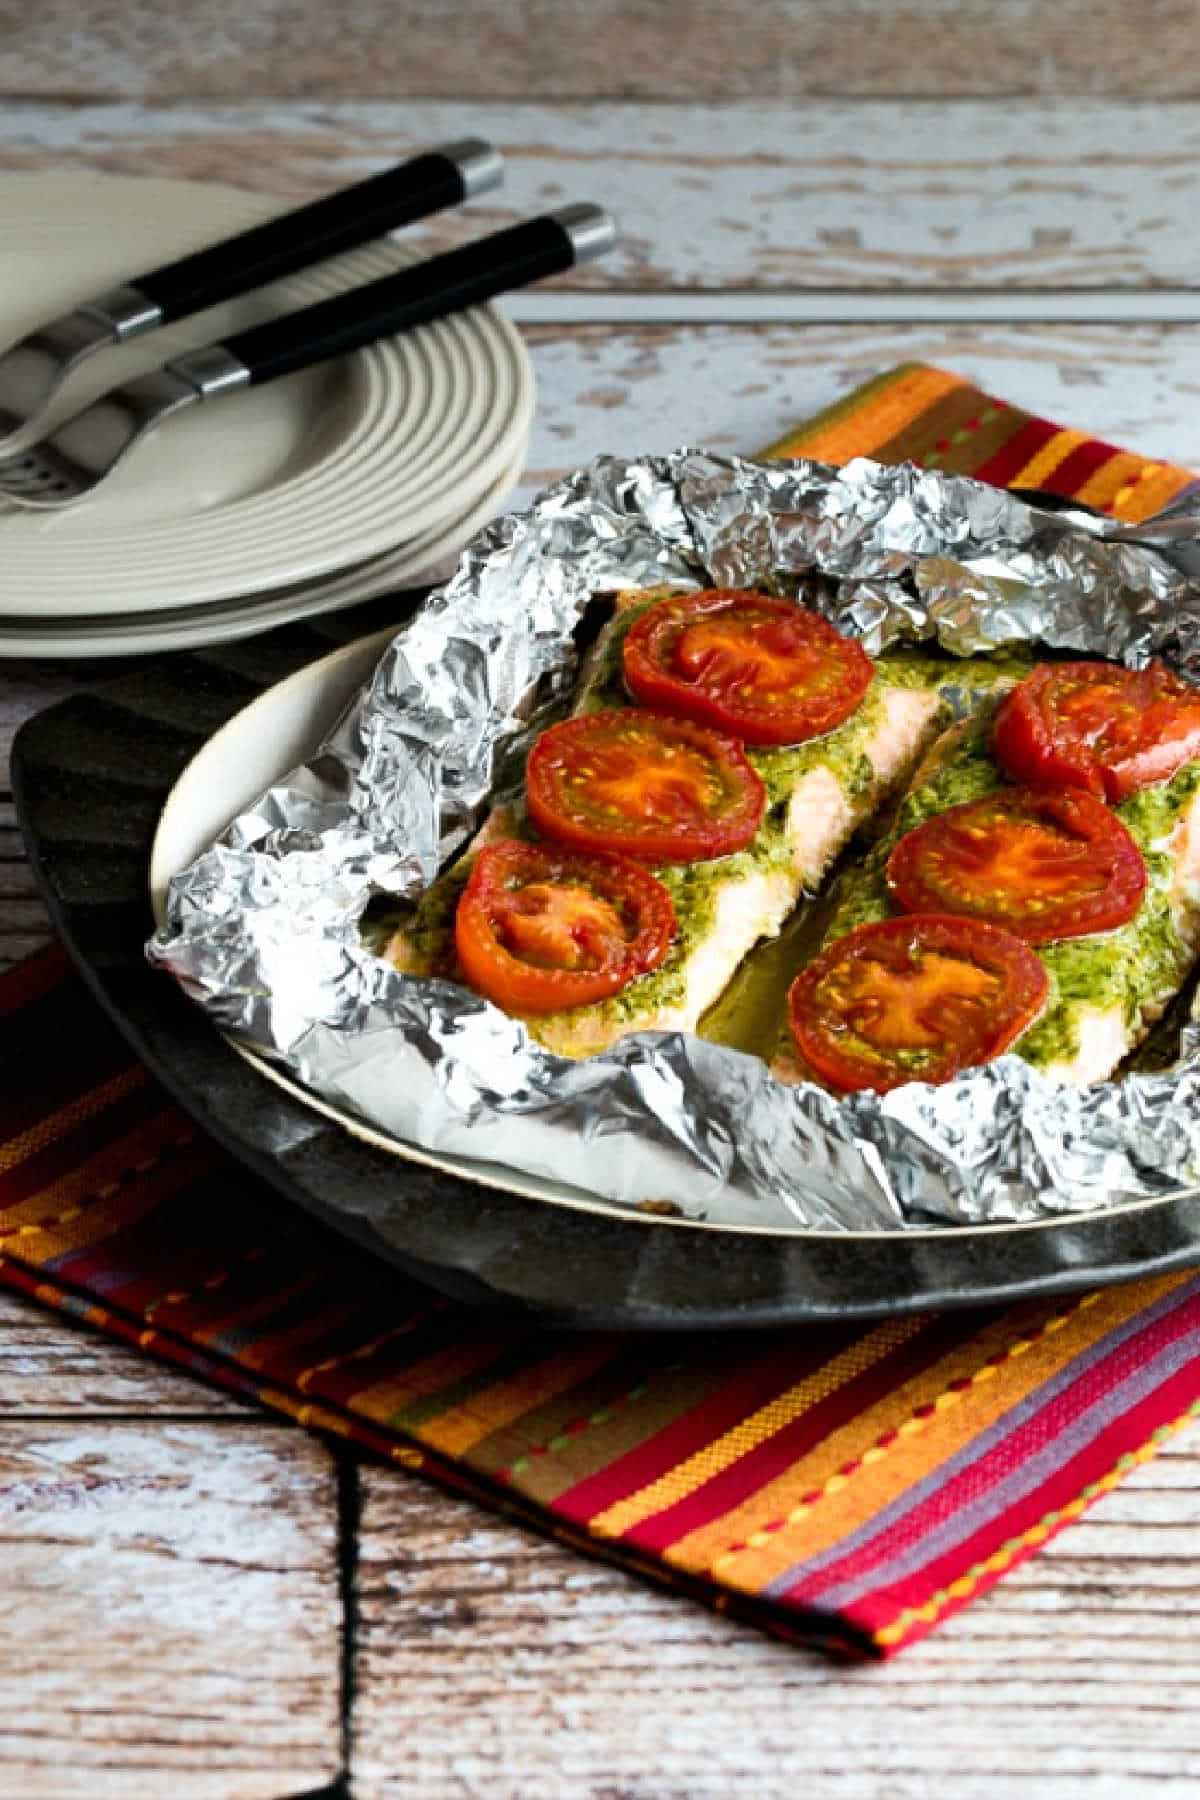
[
  {"left": 0, "top": 1289, "right": 253, "bottom": 1416},
  {"left": 5, "top": 98, "right": 1200, "bottom": 293},
  {"left": 6, "top": 92, "right": 1200, "bottom": 1798},
  {"left": 0, "top": 858, "right": 40, "bottom": 899},
  {"left": 2, "top": 1, "right": 1199, "bottom": 100},
  {"left": 0, "top": 915, "right": 51, "bottom": 967},
  {"left": 353, "top": 1439, "right": 1200, "bottom": 1800},
  {"left": 0, "top": 661, "right": 129, "bottom": 967},
  {"left": 0, "top": 1421, "right": 342, "bottom": 1798},
  {"left": 510, "top": 319, "right": 1200, "bottom": 503}
]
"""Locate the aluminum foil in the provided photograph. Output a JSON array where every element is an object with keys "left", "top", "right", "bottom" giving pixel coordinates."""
[{"left": 148, "top": 450, "right": 1200, "bottom": 1231}]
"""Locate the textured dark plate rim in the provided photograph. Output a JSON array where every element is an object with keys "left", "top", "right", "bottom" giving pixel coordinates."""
[{"left": 11, "top": 604, "right": 1200, "bottom": 1327}]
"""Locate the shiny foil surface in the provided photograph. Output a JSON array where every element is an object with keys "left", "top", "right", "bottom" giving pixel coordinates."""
[{"left": 148, "top": 451, "right": 1200, "bottom": 1231}]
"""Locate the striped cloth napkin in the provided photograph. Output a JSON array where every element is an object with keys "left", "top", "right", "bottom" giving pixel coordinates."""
[{"left": 5, "top": 364, "right": 1200, "bottom": 1660}]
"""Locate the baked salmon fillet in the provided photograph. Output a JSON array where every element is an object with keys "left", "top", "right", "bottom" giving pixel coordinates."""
[
  {"left": 770, "top": 699, "right": 1200, "bottom": 1087},
  {"left": 382, "top": 587, "right": 950, "bottom": 1057}
]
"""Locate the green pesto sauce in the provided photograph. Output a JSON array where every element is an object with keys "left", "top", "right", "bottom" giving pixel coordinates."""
[
  {"left": 751, "top": 685, "right": 884, "bottom": 809},
  {"left": 1019, "top": 760, "right": 1200, "bottom": 1069},
  {"left": 893, "top": 713, "right": 1004, "bottom": 830},
  {"left": 808, "top": 706, "right": 1007, "bottom": 949},
  {"left": 872, "top": 643, "right": 1037, "bottom": 695},
  {"left": 512, "top": 628, "right": 988, "bottom": 1042},
  {"left": 696, "top": 674, "right": 1026, "bottom": 1053},
  {"left": 528, "top": 829, "right": 797, "bottom": 1037},
  {"left": 366, "top": 591, "right": 1037, "bottom": 1052},
  {"left": 776, "top": 707, "right": 1200, "bottom": 1075},
  {"left": 366, "top": 860, "right": 471, "bottom": 975},
  {"left": 583, "top": 592, "right": 886, "bottom": 802},
  {"left": 586, "top": 593, "right": 951, "bottom": 812}
]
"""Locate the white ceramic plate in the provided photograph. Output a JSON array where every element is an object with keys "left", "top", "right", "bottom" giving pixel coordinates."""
[
  {"left": 0, "top": 446, "right": 524, "bottom": 657},
  {"left": 0, "top": 173, "right": 534, "bottom": 616}
]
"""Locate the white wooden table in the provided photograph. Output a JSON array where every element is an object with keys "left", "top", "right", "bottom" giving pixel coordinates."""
[{"left": 5, "top": 81, "right": 1200, "bottom": 1800}]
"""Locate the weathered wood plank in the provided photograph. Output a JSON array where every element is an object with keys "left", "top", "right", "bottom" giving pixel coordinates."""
[
  {"left": 0, "top": 912, "right": 51, "bottom": 964},
  {"left": 352, "top": 1439, "right": 1200, "bottom": 1800},
  {"left": 0, "top": 1421, "right": 342, "bottom": 1798},
  {"left": 514, "top": 318, "right": 1200, "bottom": 501},
  {"left": 0, "top": 1289, "right": 253, "bottom": 1416},
  {"left": 0, "top": 860, "right": 40, "bottom": 898},
  {"left": 0, "top": 1, "right": 1196, "bottom": 100},
  {"left": 4, "top": 98, "right": 1200, "bottom": 294},
  {"left": 0, "top": 931, "right": 52, "bottom": 971}
]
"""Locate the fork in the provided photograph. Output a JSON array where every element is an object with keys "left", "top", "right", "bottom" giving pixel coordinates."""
[
  {"left": 0, "top": 138, "right": 503, "bottom": 452},
  {"left": 0, "top": 205, "right": 615, "bottom": 509}
]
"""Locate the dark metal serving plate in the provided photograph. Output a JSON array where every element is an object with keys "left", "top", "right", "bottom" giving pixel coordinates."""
[{"left": 13, "top": 592, "right": 1200, "bottom": 1330}]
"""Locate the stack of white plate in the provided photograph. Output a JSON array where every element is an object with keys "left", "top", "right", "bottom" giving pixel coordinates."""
[{"left": 0, "top": 173, "right": 533, "bottom": 657}]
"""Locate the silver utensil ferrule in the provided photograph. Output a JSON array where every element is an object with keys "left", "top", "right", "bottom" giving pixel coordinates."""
[
  {"left": 437, "top": 138, "right": 505, "bottom": 198},
  {"left": 550, "top": 204, "right": 618, "bottom": 263},
  {"left": 164, "top": 346, "right": 253, "bottom": 399},
  {"left": 79, "top": 284, "right": 165, "bottom": 342}
]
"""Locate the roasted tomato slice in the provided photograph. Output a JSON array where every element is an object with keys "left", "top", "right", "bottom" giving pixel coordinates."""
[
  {"left": 885, "top": 786, "right": 1146, "bottom": 944},
  {"left": 622, "top": 588, "right": 874, "bottom": 746},
  {"left": 525, "top": 709, "right": 766, "bottom": 864},
  {"left": 992, "top": 660, "right": 1200, "bottom": 802},
  {"left": 787, "top": 914, "right": 1048, "bottom": 1094},
  {"left": 454, "top": 840, "right": 675, "bottom": 1014}
]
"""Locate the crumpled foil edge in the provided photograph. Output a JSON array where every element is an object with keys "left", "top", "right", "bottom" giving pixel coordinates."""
[{"left": 148, "top": 448, "right": 1200, "bottom": 1231}]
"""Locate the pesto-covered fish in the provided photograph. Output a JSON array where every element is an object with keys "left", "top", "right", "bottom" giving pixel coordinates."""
[
  {"left": 772, "top": 700, "right": 1200, "bottom": 1088},
  {"left": 383, "top": 588, "right": 949, "bottom": 1057}
]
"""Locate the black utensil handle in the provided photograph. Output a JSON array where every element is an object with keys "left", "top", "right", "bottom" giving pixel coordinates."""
[
  {"left": 218, "top": 208, "right": 609, "bottom": 386},
  {"left": 133, "top": 141, "right": 501, "bottom": 323}
]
